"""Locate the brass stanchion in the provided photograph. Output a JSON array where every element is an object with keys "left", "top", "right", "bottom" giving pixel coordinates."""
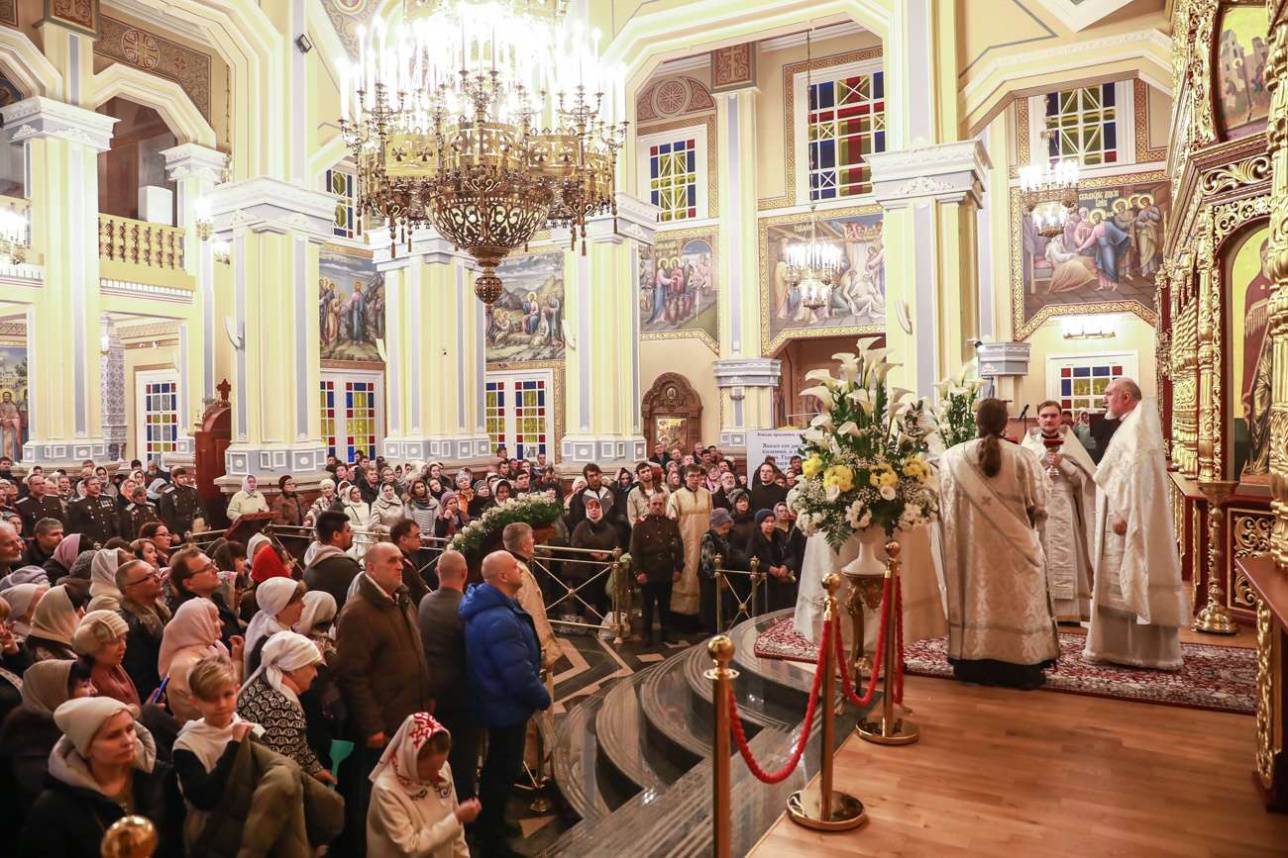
[
  {"left": 101, "top": 816, "right": 157, "bottom": 858},
  {"left": 707, "top": 636, "right": 739, "bottom": 858},
  {"left": 857, "top": 541, "right": 919, "bottom": 745},
  {"left": 748, "top": 556, "right": 761, "bottom": 619},
  {"left": 613, "top": 556, "right": 630, "bottom": 645},
  {"left": 787, "top": 573, "right": 868, "bottom": 831},
  {"left": 528, "top": 668, "right": 553, "bottom": 813},
  {"left": 1194, "top": 480, "right": 1239, "bottom": 635}
]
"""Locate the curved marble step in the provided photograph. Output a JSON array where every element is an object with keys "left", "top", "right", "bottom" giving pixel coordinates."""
[
  {"left": 551, "top": 691, "right": 610, "bottom": 823},
  {"left": 637, "top": 647, "right": 715, "bottom": 768},
  {"left": 594, "top": 670, "right": 686, "bottom": 797},
  {"left": 729, "top": 609, "right": 817, "bottom": 704},
  {"left": 682, "top": 633, "right": 799, "bottom": 732}
]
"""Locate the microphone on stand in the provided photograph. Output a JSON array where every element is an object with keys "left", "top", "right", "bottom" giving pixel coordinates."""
[{"left": 1009, "top": 403, "right": 1030, "bottom": 444}]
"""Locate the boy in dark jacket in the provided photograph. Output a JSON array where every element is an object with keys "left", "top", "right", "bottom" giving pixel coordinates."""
[{"left": 460, "top": 550, "right": 552, "bottom": 858}]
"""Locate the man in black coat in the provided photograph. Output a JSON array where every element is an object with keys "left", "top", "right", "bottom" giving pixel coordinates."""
[
  {"left": 303, "top": 511, "right": 361, "bottom": 611},
  {"left": 21, "top": 517, "right": 62, "bottom": 568},
  {"left": 15, "top": 475, "right": 64, "bottom": 533},
  {"left": 628, "top": 491, "right": 684, "bottom": 644},
  {"left": 67, "top": 476, "right": 117, "bottom": 545},
  {"left": 157, "top": 467, "right": 202, "bottom": 540},
  {"left": 417, "top": 550, "right": 478, "bottom": 800}
]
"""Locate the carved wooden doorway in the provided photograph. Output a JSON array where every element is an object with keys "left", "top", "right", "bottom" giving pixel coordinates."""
[{"left": 642, "top": 372, "right": 703, "bottom": 454}]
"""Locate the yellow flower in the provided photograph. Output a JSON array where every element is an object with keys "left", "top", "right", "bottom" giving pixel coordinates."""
[
  {"left": 868, "top": 464, "right": 895, "bottom": 489},
  {"left": 878, "top": 470, "right": 899, "bottom": 489},
  {"left": 823, "top": 464, "right": 854, "bottom": 493},
  {"left": 902, "top": 456, "right": 930, "bottom": 484},
  {"left": 801, "top": 455, "right": 825, "bottom": 479}
]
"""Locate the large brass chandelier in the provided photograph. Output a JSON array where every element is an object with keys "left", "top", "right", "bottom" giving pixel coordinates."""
[
  {"left": 340, "top": 0, "right": 626, "bottom": 304},
  {"left": 786, "top": 206, "right": 844, "bottom": 311}
]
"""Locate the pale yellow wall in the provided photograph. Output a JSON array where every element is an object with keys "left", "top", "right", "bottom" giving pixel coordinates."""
[
  {"left": 640, "top": 337, "right": 720, "bottom": 443},
  {"left": 122, "top": 342, "right": 180, "bottom": 463},
  {"left": 1009, "top": 313, "right": 1157, "bottom": 409}
]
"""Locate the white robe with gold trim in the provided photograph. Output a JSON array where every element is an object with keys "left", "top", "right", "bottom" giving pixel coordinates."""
[{"left": 1021, "top": 428, "right": 1096, "bottom": 622}]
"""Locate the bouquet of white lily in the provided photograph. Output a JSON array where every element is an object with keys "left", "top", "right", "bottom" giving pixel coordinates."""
[
  {"left": 788, "top": 337, "right": 939, "bottom": 550},
  {"left": 932, "top": 371, "right": 985, "bottom": 450}
]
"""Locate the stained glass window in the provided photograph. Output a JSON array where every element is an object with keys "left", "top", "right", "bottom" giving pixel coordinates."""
[
  {"left": 326, "top": 168, "right": 361, "bottom": 238},
  {"left": 1057, "top": 360, "right": 1126, "bottom": 414},
  {"left": 1043, "top": 83, "right": 1118, "bottom": 167},
  {"left": 142, "top": 380, "right": 178, "bottom": 461},
  {"left": 807, "top": 70, "right": 885, "bottom": 200},
  {"left": 345, "top": 381, "right": 377, "bottom": 462},
  {"left": 485, "top": 381, "right": 506, "bottom": 454},
  {"left": 648, "top": 138, "right": 698, "bottom": 222},
  {"left": 513, "top": 379, "right": 548, "bottom": 460},
  {"left": 320, "top": 381, "right": 337, "bottom": 458}
]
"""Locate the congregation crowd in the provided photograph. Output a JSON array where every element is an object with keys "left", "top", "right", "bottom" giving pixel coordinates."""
[{"left": 0, "top": 439, "right": 814, "bottom": 858}]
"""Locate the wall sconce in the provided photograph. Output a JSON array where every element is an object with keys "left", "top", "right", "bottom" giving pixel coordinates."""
[
  {"left": 193, "top": 197, "right": 213, "bottom": 241},
  {"left": 211, "top": 237, "right": 232, "bottom": 265}
]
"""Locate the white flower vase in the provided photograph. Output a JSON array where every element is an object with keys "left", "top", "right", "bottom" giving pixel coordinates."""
[{"left": 840, "top": 525, "right": 889, "bottom": 578}]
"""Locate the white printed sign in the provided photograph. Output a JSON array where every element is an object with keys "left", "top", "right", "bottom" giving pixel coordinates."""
[{"left": 745, "top": 429, "right": 805, "bottom": 471}]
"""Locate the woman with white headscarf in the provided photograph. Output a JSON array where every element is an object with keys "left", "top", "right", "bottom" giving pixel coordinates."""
[
  {"left": 235, "top": 630, "right": 330, "bottom": 781},
  {"left": 72, "top": 610, "right": 137, "bottom": 706},
  {"left": 293, "top": 590, "right": 338, "bottom": 654},
  {"left": 342, "top": 484, "right": 372, "bottom": 558},
  {"left": 365, "top": 711, "right": 478, "bottom": 858},
  {"left": 86, "top": 548, "right": 125, "bottom": 613},
  {"left": 2, "top": 582, "right": 47, "bottom": 639},
  {"left": 225, "top": 475, "right": 269, "bottom": 521},
  {"left": 243, "top": 577, "right": 305, "bottom": 674},
  {"left": 17, "top": 697, "right": 178, "bottom": 858},
  {"left": 25, "top": 585, "right": 80, "bottom": 662},
  {"left": 368, "top": 480, "right": 407, "bottom": 536},
  {"left": 160, "top": 598, "right": 238, "bottom": 723},
  {"left": 305, "top": 478, "right": 339, "bottom": 527}
]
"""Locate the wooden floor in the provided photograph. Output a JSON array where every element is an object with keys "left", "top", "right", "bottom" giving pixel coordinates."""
[{"left": 748, "top": 675, "right": 1288, "bottom": 857}]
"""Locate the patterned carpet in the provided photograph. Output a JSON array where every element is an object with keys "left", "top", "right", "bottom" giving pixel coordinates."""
[{"left": 753, "top": 616, "right": 1257, "bottom": 715}]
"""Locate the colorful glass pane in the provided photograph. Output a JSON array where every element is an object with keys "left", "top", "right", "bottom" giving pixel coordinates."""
[{"left": 807, "top": 70, "right": 884, "bottom": 201}]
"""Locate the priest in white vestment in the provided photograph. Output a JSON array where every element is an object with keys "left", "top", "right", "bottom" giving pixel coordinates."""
[
  {"left": 668, "top": 465, "right": 712, "bottom": 620},
  {"left": 939, "top": 398, "right": 1058, "bottom": 689},
  {"left": 1021, "top": 400, "right": 1097, "bottom": 622},
  {"left": 1084, "top": 379, "right": 1188, "bottom": 670}
]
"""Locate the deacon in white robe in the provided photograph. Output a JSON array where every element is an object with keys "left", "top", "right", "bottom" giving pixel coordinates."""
[
  {"left": 1021, "top": 402, "right": 1097, "bottom": 622},
  {"left": 939, "top": 398, "right": 1058, "bottom": 688},
  {"left": 1084, "top": 380, "right": 1188, "bottom": 670}
]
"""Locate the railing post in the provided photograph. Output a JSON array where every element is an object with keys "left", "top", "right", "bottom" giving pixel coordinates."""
[
  {"left": 707, "top": 635, "right": 738, "bottom": 858},
  {"left": 749, "top": 557, "right": 761, "bottom": 618},
  {"left": 857, "top": 540, "right": 919, "bottom": 745},
  {"left": 787, "top": 573, "right": 867, "bottom": 831}
]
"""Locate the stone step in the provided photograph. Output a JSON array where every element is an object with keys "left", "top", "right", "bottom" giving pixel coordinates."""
[
  {"left": 636, "top": 647, "right": 719, "bottom": 769},
  {"left": 593, "top": 669, "right": 686, "bottom": 797},
  {"left": 550, "top": 690, "right": 610, "bottom": 822}
]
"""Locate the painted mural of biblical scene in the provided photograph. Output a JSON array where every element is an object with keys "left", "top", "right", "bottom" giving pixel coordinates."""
[
  {"left": 320, "top": 248, "right": 384, "bottom": 362},
  {"left": 486, "top": 251, "right": 565, "bottom": 364},
  {"left": 639, "top": 232, "right": 717, "bottom": 342},
  {"left": 764, "top": 210, "right": 885, "bottom": 343},
  {"left": 0, "top": 345, "right": 28, "bottom": 461},
  {"left": 1018, "top": 178, "right": 1168, "bottom": 330},
  {"left": 1228, "top": 224, "right": 1273, "bottom": 484},
  {"left": 1215, "top": 4, "right": 1271, "bottom": 140}
]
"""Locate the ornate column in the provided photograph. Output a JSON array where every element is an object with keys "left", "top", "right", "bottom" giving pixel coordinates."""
[
  {"left": 712, "top": 82, "right": 780, "bottom": 446},
  {"left": 162, "top": 143, "right": 227, "bottom": 411},
  {"left": 560, "top": 193, "right": 656, "bottom": 465},
  {"left": 376, "top": 229, "right": 492, "bottom": 464},
  {"left": 206, "top": 177, "right": 331, "bottom": 483},
  {"left": 1267, "top": 0, "right": 1288, "bottom": 570},
  {"left": 99, "top": 316, "right": 126, "bottom": 461},
  {"left": 0, "top": 97, "right": 116, "bottom": 466},
  {"left": 867, "top": 141, "right": 989, "bottom": 396}
]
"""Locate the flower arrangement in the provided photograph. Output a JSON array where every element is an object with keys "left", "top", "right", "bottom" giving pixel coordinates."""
[
  {"left": 932, "top": 371, "right": 985, "bottom": 450},
  {"left": 449, "top": 494, "right": 562, "bottom": 555},
  {"left": 788, "top": 339, "right": 940, "bottom": 549}
]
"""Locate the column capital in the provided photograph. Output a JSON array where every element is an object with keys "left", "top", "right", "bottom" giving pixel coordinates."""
[
  {"left": 0, "top": 96, "right": 115, "bottom": 151},
  {"left": 161, "top": 143, "right": 227, "bottom": 184},
  {"left": 867, "top": 139, "right": 991, "bottom": 209},
  {"left": 579, "top": 192, "right": 660, "bottom": 246},
  {"left": 207, "top": 176, "right": 334, "bottom": 239},
  {"left": 713, "top": 357, "right": 782, "bottom": 389}
]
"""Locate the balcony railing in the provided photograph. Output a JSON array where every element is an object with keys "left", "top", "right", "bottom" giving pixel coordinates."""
[{"left": 98, "top": 213, "right": 186, "bottom": 271}]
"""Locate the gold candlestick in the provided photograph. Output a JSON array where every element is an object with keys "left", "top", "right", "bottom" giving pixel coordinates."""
[{"left": 1194, "top": 480, "right": 1239, "bottom": 635}]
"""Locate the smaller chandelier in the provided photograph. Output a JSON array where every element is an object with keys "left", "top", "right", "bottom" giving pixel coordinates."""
[
  {"left": 785, "top": 208, "right": 844, "bottom": 310},
  {"left": 0, "top": 206, "right": 28, "bottom": 265},
  {"left": 1019, "top": 156, "right": 1079, "bottom": 239}
]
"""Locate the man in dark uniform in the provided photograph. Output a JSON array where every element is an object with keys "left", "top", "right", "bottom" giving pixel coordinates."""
[
  {"left": 68, "top": 475, "right": 117, "bottom": 545},
  {"left": 158, "top": 466, "right": 202, "bottom": 540},
  {"left": 118, "top": 484, "right": 159, "bottom": 541},
  {"left": 16, "top": 474, "right": 65, "bottom": 534},
  {"left": 628, "top": 491, "right": 685, "bottom": 644}
]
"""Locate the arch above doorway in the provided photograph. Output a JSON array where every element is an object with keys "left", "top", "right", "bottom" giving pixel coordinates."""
[{"left": 642, "top": 372, "right": 704, "bottom": 456}]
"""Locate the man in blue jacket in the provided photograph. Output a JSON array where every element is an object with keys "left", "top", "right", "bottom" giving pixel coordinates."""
[{"left": 461, "top": 549, "right": 552, "bottom": 858}]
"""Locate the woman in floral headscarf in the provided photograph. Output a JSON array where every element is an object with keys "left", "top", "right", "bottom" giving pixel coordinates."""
[{"left": 365, "top": 711, "right": 479, "bottom": 858}]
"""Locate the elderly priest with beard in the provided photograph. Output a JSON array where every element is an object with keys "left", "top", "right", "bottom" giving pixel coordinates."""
[
  {"left": 1084, "top": 378, "right": 1189, "bottom": 670},
  {"left": 1022, "top": 400, "right": 1096, "bottom": 623}
]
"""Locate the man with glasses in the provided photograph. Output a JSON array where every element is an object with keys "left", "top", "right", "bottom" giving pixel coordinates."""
[
  {"left": 167, "top": 546, "right": 242, "bottom": 648},
  {"left": 116, "top": 557, "right": 172, "bottom": 697}
]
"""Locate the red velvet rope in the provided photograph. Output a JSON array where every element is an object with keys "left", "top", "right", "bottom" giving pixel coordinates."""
[
  {"left": 834, "top": 573, "right": 892, "bottom": 707},
  {"left": 727, "top": 616, "right": 830, "bottom": 784}
]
